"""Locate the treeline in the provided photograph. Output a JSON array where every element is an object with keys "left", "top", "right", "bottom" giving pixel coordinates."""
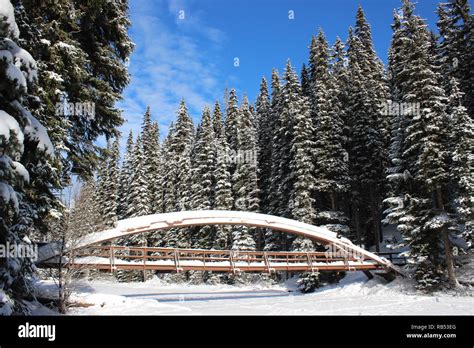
[
  {"left": 80, "top": 0, "right": 473, "bottom": 290},
  {"left": 0, "top": 0, "right": 133, "bottom": 314}
]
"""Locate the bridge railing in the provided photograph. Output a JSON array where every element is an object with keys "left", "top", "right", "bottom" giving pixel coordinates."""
[
  {"left": 374, "top": 252, "right": 407, "bottom": 266},
  {"left": 55, "top": 245, "right": 384, "bottom": 273}
]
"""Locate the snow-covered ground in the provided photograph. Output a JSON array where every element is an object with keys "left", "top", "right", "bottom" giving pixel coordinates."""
[{"left": 33, "top": 272, "right": 473, "bottom": 315}]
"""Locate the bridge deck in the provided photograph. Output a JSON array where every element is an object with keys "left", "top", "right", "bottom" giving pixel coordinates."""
[{"left": 39, "top": 245, "right": 387, "bottom": 273}]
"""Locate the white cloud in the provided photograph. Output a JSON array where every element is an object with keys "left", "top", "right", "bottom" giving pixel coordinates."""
[{"left": 118, "top": 0, "right": 226, "bottom": 143}]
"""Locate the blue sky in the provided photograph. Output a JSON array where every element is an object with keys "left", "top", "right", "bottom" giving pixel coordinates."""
[{"left": 118, "top": 0, "right": 443, "bottom": 140}]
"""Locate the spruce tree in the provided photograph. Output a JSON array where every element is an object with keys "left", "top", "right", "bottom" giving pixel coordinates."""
[
  {"left": 213, "top": 102, "right": 233, "bottom": 250},
  {"left": 346, "top": 7, "right": 388, "bottom": 250},
  {"left": 448, "top": 77, "right": 473, "bottom": 247},
  {"left": 437, "top": 0, "right": 473, "bottom": 117},
  {"left": 225, "top": 89, "right": 240, "bottom": 160},
  {"left": 300, "top": 63, "right": 311, "bottom": 98},
  {"left": 385, "top": 0, "right": 459, "bottom": 289},
  {"left": 118, "top": 130, "right": 134, "bottom": 219},
  {"left": 289, "top": 77, "right": 316, "bottom": 226},
  {"left": 265, "top": 69, "right": 284, "bottom": 251},
  {"left": 311, "top": 30, "right": 350, "bottom": 219},
  {"left": 148, "top": 122, "right": 162, "bottom": 213},
  {"left": 163, "top": 101, "right": 194, "bottom": 249},
  {"left": 126, "top": 135, "right": 150, "bottom": 218},
  {"left": 190, "top": 106, "right": 216, "bottom": 249},
  {"left": 14, "top": 0, "right": 134, "bottom": 178},
  {"left": 231, "top": 96, "right": 259, "bottom": 251},
  {"left": 102, "top": 137, "right": 120, "bottom": 227},
  {"left": 0, "top": 0, "right": 59, "bottom": 314},
  {"left": 255, "top": 77, "right": 272, "bottom": 214}
]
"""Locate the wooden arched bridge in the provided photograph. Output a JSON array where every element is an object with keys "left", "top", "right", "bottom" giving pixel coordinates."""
[{"left": 36, "top": 210, "right": 400, "bottom": 276}]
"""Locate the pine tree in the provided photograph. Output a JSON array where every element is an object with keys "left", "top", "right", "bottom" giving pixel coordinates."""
[
  {"left": 271, "top": 62, "right": 297, "bottom": 220},
  {"left": 102, "top": 137, "right": 120, "bottom": 227},
  {"left": 74, "top": 0, "right": 134, "bottom": 149},
  {"left": 289, "top": 74, "right": 316, "bottom": 225},
  {"left": 300, "top": 63, "right": 311, "bottom": 98},
  {"left": 138, "top": 107, "right": 162, "bottom": 214},
  {"left": 118, "top": 130, "right": 134, "bottom": 219},
  {"left": 161, "top": 122, "right": 176, "bottom": 215},
  {"left": 213, "top": 102, "right": 233, "bottom": 250},
  {"left": 346, "top": 7, "right": 388, "bottom": 250},
  {"left": 448, "top": 78, "right": 473, "bottom": 247},
  {"left": 231, "top": 96, "right": 259, "bottom": 251},
  {"left": 116, "top": 134, "right": 150, "bottom": 282},
  {"left": 126, "top": 135, "right": 150, "bottom": 218},
  {"left": 190, "top": 106, "right": 216, "bottom": 249},
  {"left": 0, "top": 0, "right": 59, "bottom": 314},
  {"left": 255, "top": 77, "right": 272, "bottom": 214},
  {"left": 225, "top": 89, "right": 240, "bottom": 159},
  {"left": 14, "top": 0, "right": 134, "bottom": 178},
  {"left": 148, "top": 122, "right": 162, "bottom": 213},
  {"left": 265, "top": 69, "right": 284, "bottom": 251},
  {"left": 163, "top": 101, "right": 194, "bottom": 249},
  {"left": 437, "top": 0, "right": 474, "bottom": 117},
  {"left": 140, "top": 107, "right": 152, "bottom": 209},
  {"left": 278, "top": 59, "right": 320, "bottom": 291},
  {"left": 331, "top": 37, "right": 350, "bottom": 151},
  {"left": 385, "top": 0, "right": 459, "bottom": 289},
  {"left": 311, "top": 30, "right": 350, "bottom": 218},
  {"left": 13, "top": 0, "right": 91, "bottom": 178}
]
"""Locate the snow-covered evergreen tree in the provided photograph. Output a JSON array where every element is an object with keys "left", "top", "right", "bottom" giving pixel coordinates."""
[
  {"left": 255, "top": 77, "right": 272, "bottom": 214},
  {"left": 448, "top": 78, "right": 473, "bottom": 247},
  {"left": 147, "top": 122, "right": 162, "bottom": 213},
  {"left": 225, "top": 89, "right": 240, "bottom": 161},
  {"left": 300, "top": 63, "right": 311, "bottom": 98},
  {"left": 190, "top": 106, "right": 216, "bottom": 249},
  {"left": 288, "top": 65, "right": 316, "bottom": 226},
  {"left": 437, "top": 0, "right": 474, "bottom": 117},
  {"left": 163, "top": 101, "right": 194, "bottom": 249},
  {"left": 265, "top": 69, "right": 284, "bottom": 251},
  {"left": 231, "top": 96, "right": 259, "bottom": 251},
  {"left": 384, "top": 0, "right": 460, "bottom": 289},
  {"left": 98, "top": 137, "right": 120, "bottom": 228},
  {"left": 346, "top": 7, "right": 388, "bottom": 250},
  {"left": 271, "top": 62, "right": 297, "bottom": 220},
  {"left": 311, "top": 30, "right": 350, "bottom": 227},
  {"left": 213, "top": 102, "right": 233, "bottom": 250},
  {"left": 126, "top": 135, "right": 150, "bottom": 218},
  {"left": 0, "top": 0, "right": 58, "bottom": 314},
  {"left": 14, "top": 0, "right": 134, "bottom": 178},
  {"left": 118, "top": 130, "right": 134, "bottom": 219}
]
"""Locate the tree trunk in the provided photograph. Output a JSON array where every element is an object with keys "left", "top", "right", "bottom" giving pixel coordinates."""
[
  {"left": 436, "top": 189, "right": 459, "bottom": 288},
  {"left": 330, "top": 192, "right": 336, "bottom": 211},
  {"left": 369, "top": 186, "right": 380, "bottom": 252},
  {"left": 353, "top": 202, "right": 361, "bottom": 246}
]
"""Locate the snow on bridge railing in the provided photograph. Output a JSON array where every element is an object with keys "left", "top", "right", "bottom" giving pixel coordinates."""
[{"left": 36, "top": 210, "right": 393, "bottom": 270}]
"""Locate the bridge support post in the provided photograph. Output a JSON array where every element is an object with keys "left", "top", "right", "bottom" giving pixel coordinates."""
[
  {"left": 363, "top": 270, "right": 374, "bottom": 279},
  {"left": 173, "top": 249, "right": 182, "bottom": 273},
  {"left": 263, "top": 252, "right": 274, "bottom": 274},
  {"left": 109, "top": 244, "right": 116, "bottom": 276}
]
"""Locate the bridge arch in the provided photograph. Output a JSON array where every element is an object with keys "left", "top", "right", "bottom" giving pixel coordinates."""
[{"left": 38, "top": 210, "right": 392, "bottom": 269}]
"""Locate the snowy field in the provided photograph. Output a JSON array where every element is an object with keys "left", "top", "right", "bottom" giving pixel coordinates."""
[{"left": 33, "top": 272, "right": 473, "bottom": 315}]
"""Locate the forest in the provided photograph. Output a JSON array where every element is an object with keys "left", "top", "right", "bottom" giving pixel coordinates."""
[{"left": 0, "top": 0, "right": 472, "bottom": 315}]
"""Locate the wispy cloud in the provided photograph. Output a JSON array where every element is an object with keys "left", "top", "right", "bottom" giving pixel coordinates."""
[{"left": 118, "top": 0, "right": 226, "bottom": 140}]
